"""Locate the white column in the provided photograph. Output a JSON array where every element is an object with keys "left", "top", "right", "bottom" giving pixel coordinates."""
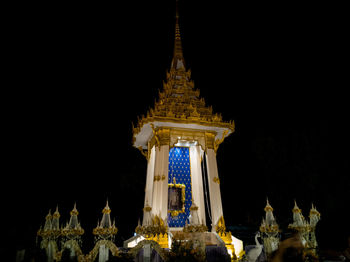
[
  {"left": 206, "top": 148, "right": 224, "bottom": 231},
  {"left": 47, "top": 241, "right": 54, "bottom": 262},
  {"left": 98, "top": 245, "right": 109, "bottom": 262},
  {"left": 143, "top": 146, "right": 156, "bottom": 226},
  {"left": 189, "top": 145, "right": 206, "bottom": 225},
  {"left": 151, "top": 146, "right": 161, "bottom": 216},
  {"left": 159, "top": 145, "right": 169, "bottom": 221},
  {"left": 143, "top": 244, "right": 151, "bottom": 262}
]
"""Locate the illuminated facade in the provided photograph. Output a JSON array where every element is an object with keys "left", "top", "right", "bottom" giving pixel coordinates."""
[{"left": 131, "top": 2, "right": 242, "bottom": 258}]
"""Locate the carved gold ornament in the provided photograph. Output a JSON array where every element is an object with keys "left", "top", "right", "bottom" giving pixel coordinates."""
[{"left": 213, "top": 177, "right": 220, "bottom": 184}]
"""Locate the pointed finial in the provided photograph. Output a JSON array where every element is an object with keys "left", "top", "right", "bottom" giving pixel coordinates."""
[
  {"left": 294, "top": 199, "right": 298, "bottom": 208},
  {"left": 310, "top": 203, "right": 321, "bottom": 217},
  {"left": 53, "top": 205, "right": 60, "bottom": 218},
  {"left": 264, "top": 198, "right": 273, "bottom": 212},
  {"left": 70, "top": 202, "right": 79, "bottom": 216},
  {"left": 176, "top": 0, "right": 179, "bottom": 19},
  {"left": 46, "top": 209, "right": 52, "bottom": 220},
  {"left": 293, "top": 200, "right": 301, "bottom": 213},
  {"left": 102, "top": 199, "right": 111, "bottom": 214},
  {"left": 171, "top": 0, "right": 185, "bottom": 69}
]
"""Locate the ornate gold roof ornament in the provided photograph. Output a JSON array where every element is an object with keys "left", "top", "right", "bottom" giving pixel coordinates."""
[
  {"left": 264, "top": 198, "right": 274, "bottom": 212},
  {"left": 93, "top": 200, "right": 118, "bottom": 241},
  {"left": 259, "top": 198, "right": 280, "bottom": 235},
  {"left": 70, "top": 203, "right": 79, "bottom": 216},
  {"left": 288, "top": 200, "right": 309, "bottom": 234},
  {"left": 102, "top": 201, "right": 112, "bottom": 214},
  {"left": 51, "top": 206, "right": 61, "bottom": 239},
  {"left": 259, "top": 199, "right": 280, "bottom": 257},
  {"left": 61, "top": 203, "right": 84, "bottom": 241},
  {"left": 132, "top": 0, "right": 235, "bottom": 153},
  {"left": 173, "top": 0, "right": 184, "bottom": 68},
  {"left": 292, "top": 200, "right": 302, "bottom": 214},
  {"left": 37, "top": 207, "right": 62, "bottom": 240},
  {"left": 37, "top": 209, "right": 53, "bottom": 239},
  {"left": 308, "top": 203, "right": 321, "bottom": 251},
  {"left": 52, "top": 206, "right": 60, "bottom": 219},
  {"left": 215, "top": 216, "right": 227, "bottom": 235},
  {"left": 309, "top": 203, "right": 321, "bottom": 218},
  {"left": 286, "top": 201, "right": 321, "bottom": 258}
]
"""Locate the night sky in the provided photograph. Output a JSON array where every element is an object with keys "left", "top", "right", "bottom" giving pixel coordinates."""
[{"left": 3, "top": 0, "right": 349, "bottom": 255}]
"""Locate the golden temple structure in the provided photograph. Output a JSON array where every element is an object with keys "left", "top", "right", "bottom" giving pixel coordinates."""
[{"left": 129, "top": 1, "right": 243, "bottom": 260}]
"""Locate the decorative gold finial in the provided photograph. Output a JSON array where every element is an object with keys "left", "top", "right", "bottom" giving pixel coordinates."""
[
  {"left": 293, "top": 200, "right": 302, "bottom": 213},
  {"left": 102, "top": 200, "right": 111, "bottom": 214},
  {"left": 46, "top": 209, "right": 52, "bottom": 220},
  {"left": 70, "top": 202, "right": 79, "bottom": 216},
  {"left": 53, "top": 206, "right": 60, "bottom": 218},
  {"left": 264, "top": 198, "right": 274, "bottom": 212},
  {"left": 173, "top": 0, "right": 184, "bottom": 64}
]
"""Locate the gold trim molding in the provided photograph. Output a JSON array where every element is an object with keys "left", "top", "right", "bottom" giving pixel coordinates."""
[{"left": 136, "top": 126, "right": 232, "bottom": 159}]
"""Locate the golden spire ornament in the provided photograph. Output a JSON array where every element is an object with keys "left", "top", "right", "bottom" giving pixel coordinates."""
[
  {"left": 93, "top": 200, "right": 118, "bottom": 241},
  {"left": 61, "top": 203, "right": 84, "bottom": 241}
]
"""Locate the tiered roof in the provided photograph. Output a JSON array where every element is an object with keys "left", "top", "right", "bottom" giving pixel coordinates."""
[{"left": 132, "top": 4, "right": 234, "bottom": 149}]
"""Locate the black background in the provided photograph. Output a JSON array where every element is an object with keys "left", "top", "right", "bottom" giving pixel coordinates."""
[{"left": 2, "top": 0, "right": 349, "bottom": 256}]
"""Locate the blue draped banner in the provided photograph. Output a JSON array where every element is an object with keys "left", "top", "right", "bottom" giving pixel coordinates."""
[{"left": 168, "top": 147, "right": 192, "bottom": 227}]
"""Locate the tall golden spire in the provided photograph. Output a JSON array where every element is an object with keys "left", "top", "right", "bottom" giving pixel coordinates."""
[
  {"left": 132, "top": 0, "right": 235, "bottom": 151},
  {"left": 171, "top": 0, "right": 185, "bottom": 70}
]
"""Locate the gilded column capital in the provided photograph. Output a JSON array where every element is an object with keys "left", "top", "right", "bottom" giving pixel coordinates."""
[
  {"left": 205, "top": 132, "right": 216, "bottom": 150},
  {"left": 157, "top": 128, "right": 171, "bottom": 147}
]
